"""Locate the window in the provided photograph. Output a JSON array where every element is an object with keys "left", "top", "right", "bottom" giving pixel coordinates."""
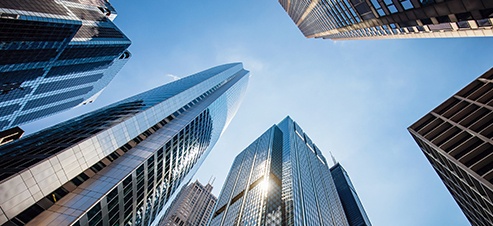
[{"left": 400, "top": 0, "right": 413, "bottom": 10}]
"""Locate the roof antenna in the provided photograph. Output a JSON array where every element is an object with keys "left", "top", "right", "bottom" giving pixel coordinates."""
[
  {"left": 208, "top": 175, "right": 215, "bottom": 186},
  {"left": 329, "top": 151, "right": 338, "bottom": 166}
]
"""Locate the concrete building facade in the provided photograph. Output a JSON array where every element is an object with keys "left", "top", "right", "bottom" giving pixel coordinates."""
[
  {"left": 409, "top": 68, "right": 493, "bottom": 226},
  {"left": 158, "top": 180, "right": 216, "bottom": 226}
]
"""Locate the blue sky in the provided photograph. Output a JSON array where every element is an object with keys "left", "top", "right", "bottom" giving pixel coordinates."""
[{"left": 23, "top": 1, "right": 493, "bottom": 225}]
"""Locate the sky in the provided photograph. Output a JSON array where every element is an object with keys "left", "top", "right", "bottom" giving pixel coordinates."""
[{"left": 22, "top": 1, "right": 493, "bottom": 225}]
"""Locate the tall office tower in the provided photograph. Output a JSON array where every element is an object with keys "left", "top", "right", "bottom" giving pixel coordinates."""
[
  {"left": 278, "top": 0, "right": 493, "bottom": 40},
  {"left": 158, "top": 180, "right": 217, "bottom": 226},
  {"left": 210, "top": 116, "right": 353, "bottom": 226},
  {"left": 0, "top": 0, "right": 131, "bottom": 133},
  {"left": 409, "top": 68, "right": 493, "bottom": 226},
  {"left": 330, "top": 163, "right": 372, "bottom": 226},
  {"left": 0, "top": 63, "right": 249, "bottom": 226}
]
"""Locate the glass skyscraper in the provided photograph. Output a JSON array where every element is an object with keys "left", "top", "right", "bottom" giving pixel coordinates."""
[
  {"left": 0, "top": 63, "right": 249, "bottom": 226},
  {"left": 330, "top": 163, "right": 372, "bottom": 226},
  {"left": 210, "top": 116, "right": 366, "bottom": 226},
  {"left": 0, "top": 0, "right": 131, "bottom": 133},
  {"left": 278, "top": 0, "right": 493, "bottom": 40},
  {"left": 409, "top": 68, "right": 493, "bottom": 226}
]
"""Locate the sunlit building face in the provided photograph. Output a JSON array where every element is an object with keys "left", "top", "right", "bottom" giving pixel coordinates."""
[
  {"left": 0, "top": 63, "right": 249, "bottom": 226},
  {"left": 210, "top": 117, "right": 370, "bottom": 226},
  {"left": 278, "top": 0, "right": 493, "bottom": 40}
]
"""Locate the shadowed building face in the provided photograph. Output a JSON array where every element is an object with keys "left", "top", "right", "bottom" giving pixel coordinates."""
[
  {"left": 0, "top": 0, "right": 131, "bottom": 133},
  {"left": 409, "top": 68, "right": 493, "bottom": 226}
]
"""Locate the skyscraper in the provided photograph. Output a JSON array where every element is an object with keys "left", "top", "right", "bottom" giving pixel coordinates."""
[
  {"left": 409, "top": 68, "right": 493, "bottom": 226},
  {"left": 210, "top": 116, "right": 362, "bottom": 226},
  {"left": 0, "top": 0, "right": 131, "bottom": 133},
  {"left": 278, "top": 0, "right": 493, "bottom": 40},
  {"left": 0, "top": 63, "right": 249, "bottom": 226},
  {"left": 158, "top": 180, "right": 217, "bottom": 226},
  {"left": 330, "top": 163, "right": 372, "bottom": 226}
]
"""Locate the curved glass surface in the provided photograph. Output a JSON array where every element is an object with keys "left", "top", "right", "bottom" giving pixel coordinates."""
[{"left": 0, "top": 63, "right": 249, "bottom": 226}]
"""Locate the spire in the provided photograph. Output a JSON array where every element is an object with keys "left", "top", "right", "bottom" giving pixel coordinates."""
[
  {"left": 205, "top": 176, "right": 215, "bottom": 192},
  {"left": 329, "top": 151, "right": 338, "bottom": 166},
  {"left": 208, "top": 175, "right": 216, "bottom": 186}
]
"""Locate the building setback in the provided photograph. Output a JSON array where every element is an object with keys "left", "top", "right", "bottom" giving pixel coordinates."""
[
  {"left": 0, "top": 126, "right": 24, "bottom": 145},
  {"left": 409, "top": 68, "right": 493, "bottom": 226},
  {"left": 0, "top": 63, "right": 249, "bottom": 226},
  {"left": 158, "top": 180, "right": 217, "bottom": 226},
  {"left": 210, "top": 116, "right": 369, "bottom": 226},
  {"left": 330, "top": 163, "right": 372, "bottom": 226},
  {"left": 278, "top": 0, "right": 493, "bottom": 40},
  {"left": 0, "top": 0, "right": 131, "bottom": 133}
]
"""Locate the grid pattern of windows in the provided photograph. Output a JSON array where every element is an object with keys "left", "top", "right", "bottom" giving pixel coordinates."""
[
  {"left": 288, "top": 0, "right": 312, "bottom": 24},
  {"left": 0, "top": 0, "right": 69, "bottom": 16},
  {"left": 74, "top": 110, "right": 214, "bottom": 226},
  {"left": 0, "top": 0, "right": 130, "bottom": 132},
  {"left": 34, "top": 73, "right": 103, "bottom": 94},
  {"left": 158, "top": 180, "right": 217, "bottom": 226},
  {"left": 0, "top": 100, "right": 144, "bottom": 181},
  {"left": 0, "top": 62, "right": 243, "bottom": 181},
  {"left": 330, "top": 164, "right": 372, "bottom": 226},
  {"left": 0, "top": 18, "right": 79, "bottom": 42},
  {"left": 409, "top": 68, "right": 493, "bottom": 226},
  {"left": 74, "top": 26, "right": 125, "bottom": 39},
  {"left": 211, "top": 125, "right": 279, "bottom": 226},
  {"left": 211, "top": 117, "right": 354, "bottom": 226},
  {"left": 24, "top": 86, "right": 93, "bottom": 110},
  {"left": 263, "top": 179, "right": 283, "bottom": 225},
  {"left": 240, "top": 182, "right": 264, "bottom": 225},
  {"left": 0, "top": 68, "right": 45, "bottom": 83},
  {"left": 68, "top": 7, "right": 107, "bottom": 21},
  {"left": 0, "top": 63, "right": 249, "bottom": 226},
  {"left": 280, "top": 0, "right": 493, "bottom": 40},
  {"left": 0, "top": 120, "right": 8, "bottom": 129},
  {"left": 0, "top": 49, "right": 58, "bottom": 65},
  {"left": 0, "top": 104, "right": 21, "bottom": 116},
  {"left": 46, "top": 61, "right": 113, "bottom": 78},
  {"left": 58, "top": 45, "right": 129, "bottom": 60},
  {"left": 278, "top": 118, "right": 349, "bottom": 226},
  {"left": 12, "top": 98, "right": 83, "bottom": 125},
  {"left": 0, "top": 87, "right": 32, "bottom": 103}
]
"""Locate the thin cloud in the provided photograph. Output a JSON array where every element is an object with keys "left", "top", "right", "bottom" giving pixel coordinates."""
[{"left": 165, "top": 73, "right": 181, "bottom": 81}]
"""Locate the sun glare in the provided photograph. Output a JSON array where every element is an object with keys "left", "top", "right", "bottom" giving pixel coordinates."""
[{"left": 261, "top": 178, "right": 270, "bottom": 193}]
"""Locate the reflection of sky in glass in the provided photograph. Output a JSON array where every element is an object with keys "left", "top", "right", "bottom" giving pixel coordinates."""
[{"left": 18, "top": 1, "right": 492, "bottom": 225}]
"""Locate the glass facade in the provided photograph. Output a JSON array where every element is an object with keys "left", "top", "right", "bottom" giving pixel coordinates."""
[
  {"left": 210, "top": 124, "right": 283, "bottom": 226},
  {"left": 0, "top": 63, "right": 250, "bottom": 226},
  {"left": 330, "top": 163, "right": 371, "bottom": 226},
  {"left": 409, "top": 68, "right": 493, "bottom": 226},
  {"left": 210, "top": 117, "right": 355, "bottom": 226},
  {"left": 0, "top": 0, "right": 131, "bottom": 132},
  {"left": 279, "top": 0, "right": 493, "bottom": 40}
]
